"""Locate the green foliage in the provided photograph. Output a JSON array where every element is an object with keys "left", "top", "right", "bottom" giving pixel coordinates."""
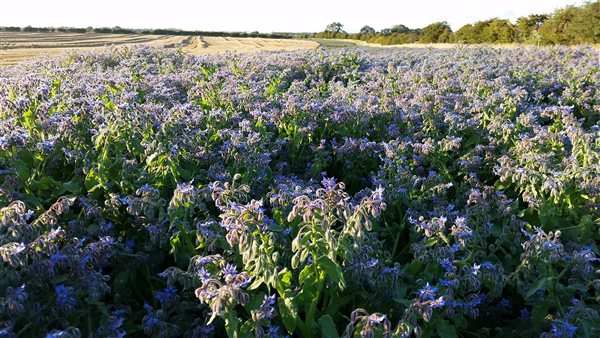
[
  {"left": 516, "top": 14, "right": 549, "bottom": 43},
  {"left": 418, "top": 22, "right": 453, "bottom": 43},
  {"left": 359, "top": 25, "right": 376, "bottom": 35},
  {"left": 311, "top": 1, "right": 598, "bottom": 46},
  {"left": 539, "top": 2, "right": 600, "bottom": 45},
  {"left": 539, "top": 6, "right": 581, "bottom": 45},
  {"left": 454, "top": 19, "right": 516, "bottom": 44},
  {"left": 483, "top": 19, "right": 515, "bottom": 43},
  {"left": 391, "top": 24, "right": 412, "bottom": 34},
  {"left": 325, "top": 22, "right": 345, "bottom": 34}
]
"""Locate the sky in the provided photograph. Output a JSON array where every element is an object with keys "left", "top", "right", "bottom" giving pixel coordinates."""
[{"left": 1, "top": 0, "right": 588, "bottom": 33}]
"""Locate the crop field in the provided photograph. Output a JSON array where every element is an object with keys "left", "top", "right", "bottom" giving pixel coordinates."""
[
  {"left": 0, "top": 33, "right": 320, "bottom": 66},
  {"left": 0, "top": 46, "right": 599, "bottom": 337}
]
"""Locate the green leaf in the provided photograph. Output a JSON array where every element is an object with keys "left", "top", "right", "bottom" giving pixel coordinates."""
[
  {"left": 247, "top": 276, "right": 264, "bottom": 291},
  {"left": 278, "top": 290, "right": 298, "bottom": 334},
  {"left": 246, "top": 292, "right": 267, "bottom": 312},
  {"left": 239, "top": 322, "right": 255, "bottom": 338},
  {"left": 273, "top": 209, "right": 286, "bottom": 225},
  {"left": 268, "top": 221, "right": 284, "bottom": 232},
  {"left": 36, "top": 176, "right": 58, "bottom": 191},
  {"left": 317, "top": 255, "right": 345, "bottom": 289},
  {"left": 51, "top": 274, "right": 69, "bottom": 284},
  {"left": 169, "top": 235, "right": 182, "bottom": 255},
  {"left": 297, "top": 273, "right": 318, "bottom": 304},
  {"left": 566, "top": 283, "right": 588, "bottom": 292},
  {"left": 531, "top": 303, "right": 550, "bottom": 330},
  {"left": 84, "top": 169, "right": 100, "bottom": 191},
  {"left": 436, "top": 320, "right": 458, "bottom": 338},
  {"left": 579, "top": 215, "right": 595, "bottom": 241},
  {"left": 299, "top": 265, "right": 313, "bottom": 283},
  {"left": 538, "top": 202, "right": 559, "bottom": 229},
  {"left": 494, "top": 180, "right": 509, "bottom": 190},
  {"left": 526, "top": 277, "right": 554, "bottom": 298},
  {"left": 114, "top": 270, "right": 130, "bottom": 290},
  {"left": 424, "top": 237, "right": 438, "bottom": 248},
  {"left": 85, "top": 297, "right": 109, "bottom": 317},
  {"left": 276, "top": 269, "right": 292, "bottom": 295},
  {"left": 63, "top": 179, "right": 82, "bottom": 194},
  {"left": 318, "top": 315, "right": 339, "bottom": 338},
  {"left": 224, "top": 310, "right": 239, "bottom": 337},
  {"left": 13, "top": 159, "right": 31, "bottom": 182},
  {"left": 177, "top": 166, "right": 193, "bottom": 181},
  {"left": 322, "top": 292, "right": 352, "bottom": 317},
  {"left": 23, "top": 107, "right": 36, "bottom": 130}
]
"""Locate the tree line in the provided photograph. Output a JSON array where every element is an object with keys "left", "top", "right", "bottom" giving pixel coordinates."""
[
  {"left": 0, "top": 26, "right": 293, "bottom": 39},
  {"left": 305, "top": 1, "right": 599, "bottom": 45}
]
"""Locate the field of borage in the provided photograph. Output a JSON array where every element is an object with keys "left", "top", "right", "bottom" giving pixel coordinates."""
[{"left": 0, "top": 46, "right": 598, "bottom": 338}]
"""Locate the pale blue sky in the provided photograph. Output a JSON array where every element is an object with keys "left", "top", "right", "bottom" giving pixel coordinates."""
[{"left": 1, "top": 0, "right": 588, "bottom": 33}]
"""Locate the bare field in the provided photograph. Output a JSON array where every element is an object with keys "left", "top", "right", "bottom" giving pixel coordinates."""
[{"left": 0, "top": 32, "right": 320, "bottom": 66}]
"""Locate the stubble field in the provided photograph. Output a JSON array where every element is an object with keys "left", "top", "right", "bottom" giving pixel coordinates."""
[{"left": 0, "top": 32, "right": 320, "bottom": 66}]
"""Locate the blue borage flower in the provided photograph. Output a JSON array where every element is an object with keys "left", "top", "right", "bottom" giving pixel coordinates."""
[
  {"left": 156, "top": 285, "right": 178, "bottom": 304},
  {"left": 142, "top": 303, "right": 162, "bottom": 334},
  {"left": 321, "top": 176, "right": 337, "bottom": 191},
  {"left": 446, "top": 293, "right": 484, "bottom": 308},
  {"left": 49, "top": 252, "right": 65, "bottom": 265},
  {"left": 5, "top": 284, "right": 27, "bottom": 314},
  {"left": 0, "top": 322, "right": 15, "bottom": 336},
  {"left": 543, "top": 319, "right": 577, "bottom": 338},
  {"left": 440, "top": 258, "right": 454, "bottom": 272},
  {"left": 54, "top": 284, "right": 76, "bottom": 312},
  {"left": 198, "top": 266, "right": 211, "bottom": 283},
  {"left": 418, "top": 282, "right": 439, "bottom": 301},
  {"left": 471, "top": 263, "right": 481, "bottom": 275},
  {"left": 222, "top": 263, "right": 238, "bottom": 278},
  {"left": 45, "top": 328, "right": 81, "bottom": 338},
  {"left": 366, "top": 257, "right": 379, "bottom": 268},
  {"left": 251, "top": 294, "right": 277, "bottom": 322}
]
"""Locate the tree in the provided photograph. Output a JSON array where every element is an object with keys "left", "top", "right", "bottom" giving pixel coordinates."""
[
  {"left": 482, "top": 19, "right": 515, "bottom": 43},
  {"left": 391, "top": 24, "right": 411, "bottom": 34},
  {"left": 325, "top": 22, "right": 345, "bottom": 34},
  {"left": 516, "top": 14, "right": 548, "bottom": 42},
  {"left": 94, "top": 27, "right": 112, "bottom": 34},
  {"left": 380, "top": 28, "right": 392, "bottom": 36},
  {"left": 3, "top": 26, "right": 21, "bottom": 32},
  {"left": 454, "top": 24, "right": 477, "bottom": 43},
  {"left": 360, "top": 25, "right": 376, "bottom": 35},
  {"left": 539, "top": 6, "right": 579, "bottom": 44},
  {"left": 566, "top": 1, "right": 600, "bottom": 44},
  {"left": 418, "top": 21, "right": 452, "bottom": 43}
]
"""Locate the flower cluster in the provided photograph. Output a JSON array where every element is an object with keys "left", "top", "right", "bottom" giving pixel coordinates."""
[{"left": 0, "top": 45, "right": 598, "bottom": 337}]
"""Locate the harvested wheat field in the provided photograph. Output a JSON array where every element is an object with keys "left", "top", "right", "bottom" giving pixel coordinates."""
[
  {"left": 0, "top": 32, "right": 320, "bottom": 66},
  {"left": 0, "top": 32, "right": 187, "bottom": 66},
  {"left": 182, "top": 36, "right": 319, "bottom": 54}
]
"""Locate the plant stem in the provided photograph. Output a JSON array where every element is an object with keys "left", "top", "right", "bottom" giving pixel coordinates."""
[{"left": 304, "top": 276, "right": 322, "bottom": 338}]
